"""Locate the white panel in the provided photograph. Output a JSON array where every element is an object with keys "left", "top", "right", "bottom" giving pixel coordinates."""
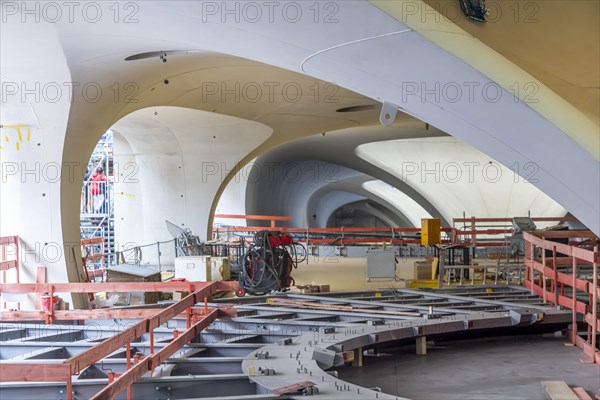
[{"left": 357, "top": 137, "right": 567, "bottom": 222}]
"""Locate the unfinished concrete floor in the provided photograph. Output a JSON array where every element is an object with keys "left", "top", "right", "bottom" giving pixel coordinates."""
[
  {"left": 338, "top": 334, "right": 600, "bottom": 400},
  {"left": 292, "top": 256, "right": 409, "bottom": 292}
]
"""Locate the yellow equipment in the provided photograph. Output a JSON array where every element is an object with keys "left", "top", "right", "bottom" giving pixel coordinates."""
[{"left": 421, "top": 218, "right": 441, "bottom": 246}]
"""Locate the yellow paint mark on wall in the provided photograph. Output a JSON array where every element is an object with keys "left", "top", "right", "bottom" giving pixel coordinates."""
[
  {"left": 0, "top": 124, "right": 32, "bottom": 151},
  {"left": 115, "top": 191, "right": 136, "bottom": 198}
]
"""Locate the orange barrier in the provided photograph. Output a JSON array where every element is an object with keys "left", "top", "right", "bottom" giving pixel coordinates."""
[
  {"left": 452, "top": 216, "right": 576, "bottom": 247},
  {"left": 214, "top": 214, "right": 292, "bottom": 227},
  {"left": 0, "top": 280, "right": 237, "bottom": 400},
  {"left": 81, "top": 237, "right": 105, "bottom": 283},
  {"left": 0, "top": 235, "right": 21, "bottom": 310},
  {"left": 523, "top": 230, "right": 599, "bottom": 364},
  {"left": 213, "top": 215, "right": 575, "bottom": 249}
]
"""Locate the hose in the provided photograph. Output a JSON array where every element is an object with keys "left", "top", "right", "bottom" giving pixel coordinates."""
[{"left": 240, "top": 231, "right": 300, "bottom": 295}]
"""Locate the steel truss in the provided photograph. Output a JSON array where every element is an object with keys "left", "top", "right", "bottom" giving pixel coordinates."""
[{"left": 1, "top": 286, "right": 571, "bottom": 399}]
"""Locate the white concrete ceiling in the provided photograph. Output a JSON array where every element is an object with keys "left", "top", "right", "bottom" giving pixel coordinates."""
[{"left": 356, "top": 137, "right": 567, "bottom": 221}]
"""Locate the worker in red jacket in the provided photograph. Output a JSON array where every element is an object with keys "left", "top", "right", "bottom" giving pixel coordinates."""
[{"left": 90, "top": 166, "right": 107, "bottom": 213}]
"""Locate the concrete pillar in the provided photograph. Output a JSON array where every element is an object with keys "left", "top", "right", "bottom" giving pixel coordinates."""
[
  {"left": 352, "top": 347, "right": 363, "bottom": 367},
  {"left": 416, "top": 336, "right": 427, "bottom": 355}
]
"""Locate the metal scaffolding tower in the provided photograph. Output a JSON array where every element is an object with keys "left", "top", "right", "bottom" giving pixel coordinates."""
[{"left": 80, "top": 131, "right": 115, "bottom": 276}]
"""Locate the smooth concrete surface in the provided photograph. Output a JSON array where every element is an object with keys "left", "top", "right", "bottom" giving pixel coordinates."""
[
  {"left": 292, "top": 256, "right": 410, "bottom": 292},
  {"left": 338, "top": 334, "right": 600, "bottom": 399}
]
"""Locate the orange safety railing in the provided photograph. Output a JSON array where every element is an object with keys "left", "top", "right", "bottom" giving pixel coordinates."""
[
  {"left": 0, "top": 280, "right": 237, "bottom": 400},
  {"left": 452, "top": 216, "right": 576, "bottom": 247},
  {"left": 214, "top": 215, "right": 576, "bottom": 249},
  {"left": 81, "top": 237, "right": 105, "bottom": 282},
  {"left": 213, "top": 225, "right": 453, "bottom": 246},
  {"left": 214, "top": 214, "right": 292, "bottom": 227},
  {"left": 0, "top": 235, "right": 20, "bottom": 310},
  {"left": 523, "top": 230, "right": 599, "bottom": 364}
]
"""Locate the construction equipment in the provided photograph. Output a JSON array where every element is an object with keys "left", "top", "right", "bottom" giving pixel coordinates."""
[
  {"left": 509, "top": 217, "right": 537, "bottom": 256},
  {"left": 237, "top": 230, "right": 299, "bottom": 296},
  {"left": 166, "top": 220, "right": 210, "bottom": 256}
]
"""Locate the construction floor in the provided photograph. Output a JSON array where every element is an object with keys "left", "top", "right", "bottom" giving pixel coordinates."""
[
  {"left": 338, "top": 334, "right": 600, "bottom": 400},
  {"left": 293, "top": 256, "right": 412, "bottom": 291},
  {"left": 292, "top": 256, "right": 502, "bottom": 292}
]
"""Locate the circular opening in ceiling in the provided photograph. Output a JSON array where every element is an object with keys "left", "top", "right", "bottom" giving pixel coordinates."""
[{"left": 335, "top": 104, "right": 377, "bottom": 113}]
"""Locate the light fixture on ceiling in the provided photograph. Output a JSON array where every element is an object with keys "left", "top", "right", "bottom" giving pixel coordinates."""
[
  {"left": 124, "top": 50, "right": 202, "bottom": 62},
  {"left": 459, "top": 0, "right": 487, "bottom": 22}
]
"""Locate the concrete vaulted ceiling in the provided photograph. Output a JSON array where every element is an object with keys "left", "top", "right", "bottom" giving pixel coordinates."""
[
  {"left": 243, "top": 129, "right": 566, "bottom": 229},
  {"left": 0, "top": 1, "right": 598, "bottom": 305}
]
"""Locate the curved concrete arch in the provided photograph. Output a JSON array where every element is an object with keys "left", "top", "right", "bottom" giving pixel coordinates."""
[
  {"left": 361, "top": 180, "right": 433, "bottom": 227},
  {"left": 1, "top": 1, "right": 598, "bottom": 307},
  {"left": 111, "top": 106, "right": 272, "bottom": 266},
  {"left": 243, "top": 121, "right": 450, "bottom": 226},
  {"left": 304, "top": 175, "right": 417, "bottom": 228},
  {"left": 356, "top": 137, "right": 567, "bottom": 223},
  {"left": 323, "top": 197, "right": 411, "bottom": 229},
  {"left": 311, "top": 191, "right": 367, "bottom": 227}
]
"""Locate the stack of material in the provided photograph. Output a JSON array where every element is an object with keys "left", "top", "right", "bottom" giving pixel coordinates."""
[
  {"left": 291, "top": 284, "right": 330, "bottom": 294},
  {"left": 541, "top": 381, "right": 591, "bottom": 400},
  {"left": 107, "top": 265, "right": 161, "bottom": 305},
  {"left": 413, "top": 260, "right": 433, "bottom": 280}
]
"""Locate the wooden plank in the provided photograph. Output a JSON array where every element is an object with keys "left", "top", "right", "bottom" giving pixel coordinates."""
[
  {"left": 571, "top": 387, "right": 593, "bottom": 400},
  {"left": 272, "top": 381, "right": 317, "bottom": 396},
  {"left": 0, "top": 307, "right": 228, "bottom": 321},
  {"left": 0, "top": 363, "right": 70, "bottom": 382},
  {"left": 541, "top": 381, "right": 579, "bottom": 400},
  {"left": 270, "top": 298, "right": 421, "bottom": 317},
  {"left": 453, "top": 217, "right": 576, "bottom": 223},
  {"left": 214, "top": 214, "right": 292, "bottom": 221},
  {"left": 90, "top": 311, "right": 217, "bottom": 400},
  {"left": 0, "top": 281, "right": 216, "bottom": 293},
  {"left": 585, "top": 313, "right": 600, "bottom": 332},
  {"left": 66, "top": 320, "right": 147, "bottom": 375},
  {"left": 65, "top": 283, "right": 217, "bottom": 374},
  {"left": 0, "top": 260, "right": 18, "bottom": 271},
  {"left": 0, "top": 236, "right": 19, "bottom": 245},
  {"left": 35, "top": 267, "right": 46, "bottom": 309}
]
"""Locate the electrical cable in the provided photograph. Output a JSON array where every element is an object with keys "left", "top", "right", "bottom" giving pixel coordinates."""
[{"left": 239, "top": 230, "right": 299, "bottom": 295}]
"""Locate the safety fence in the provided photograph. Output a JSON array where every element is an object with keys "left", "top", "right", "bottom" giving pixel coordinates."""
[
  {"left": 0, "top": 280, "right": 237, "bottom": 400},
  {"left": 451, "top": 216, "right": 576, "bottom": 247},
  {"left": 0, "top": 235, "right": 21, "bottom": 310},
  {"left": 213, "top": 215, "right": 575, "bottom": 248},
  {"left": 523, "top": 230, "right": 599, "bottom": 364}
]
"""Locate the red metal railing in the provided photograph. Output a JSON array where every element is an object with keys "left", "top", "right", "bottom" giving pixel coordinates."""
[
  {"left": 0, "top": 235, "right": 21, "bottom": 310},
  {"left": 213, "top": 215, "right": 575, "bottom": 248},
  {"left": 0, "top": 280, "right": 237, "bottom": 400},
  {"left": 214, "top": 213, "right": 292, "bottom": 227},
  {"left": 523, "top": 230, "right": 599, "bottom": 364},
  {"left": 452, "top": 217, "right": 576, "bottom": 247}
]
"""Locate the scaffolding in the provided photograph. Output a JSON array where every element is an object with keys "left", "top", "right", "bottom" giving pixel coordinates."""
[{"left": 80, "top": 131, "right": 115, "bottom": 271}]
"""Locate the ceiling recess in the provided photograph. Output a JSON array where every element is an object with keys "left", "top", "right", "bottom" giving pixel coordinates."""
[
  {"left": 125, "top": 50, "right": 200, "bottom": 61},
  {"left": 336, "top": 104, "right": 377, "bottom": 113}
]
